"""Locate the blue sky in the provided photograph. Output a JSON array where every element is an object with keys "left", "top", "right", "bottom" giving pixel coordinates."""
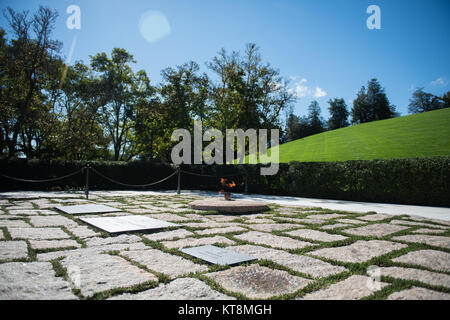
[{"left": 1, "top": 0, "right": 449, "bottom": 120}]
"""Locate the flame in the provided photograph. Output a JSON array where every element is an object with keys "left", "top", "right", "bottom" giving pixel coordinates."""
[{"left": 220, "top": 178, "right": 236, "bottom": 188}]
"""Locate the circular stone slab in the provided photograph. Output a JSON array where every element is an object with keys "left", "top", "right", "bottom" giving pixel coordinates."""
[{"left": 189, "top": 199, "right": 270, "bottom": 214}]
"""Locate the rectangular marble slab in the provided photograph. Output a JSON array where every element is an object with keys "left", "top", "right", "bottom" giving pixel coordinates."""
[
  {"left": 54, "top": 204, "right": 122, "bottom": 215},
  {"left": 80, "top": 215, "right": 180, "bottom": 234},
  {"left": 181, "top": 245, "right": 256, "bottom": 266}
]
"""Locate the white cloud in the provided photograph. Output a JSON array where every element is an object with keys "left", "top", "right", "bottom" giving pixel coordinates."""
[
  {"left": 430, "top": 77, "right": 448, "bottom": 87},
  {"left": 289, "top": 78, "right": 327, "bottom": 99},
  {"left": 313, "top": 86, "right": 327, "bottom": 98},
  {"left": 294, "top": 83, "right": 310, "bottom": 98}
]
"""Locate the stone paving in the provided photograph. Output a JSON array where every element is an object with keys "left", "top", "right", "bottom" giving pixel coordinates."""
[{"left": 0, "top": 192, "right": 449, "bottom": 300}]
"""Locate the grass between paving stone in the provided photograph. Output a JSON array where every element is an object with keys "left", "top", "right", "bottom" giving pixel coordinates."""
[
  {"left": 393, "top": 217, "right": 450, "bottom": 229},
  {"left": 89, "top": 279, "right": 161, "bottom": 300},
  {"left": 110, "top": 251, "right": 173, "bottom": 284},
  {"left": 59, "top": 226, "right": 87, "bottom": 248},
  {"left": 363, "top": 277, "right": 450, "bottom": 300},
  {"left": 1, "top": 227, "right": 11, "bottom": 240},
  {"left": 50, "top": 257, "right": 83, "bottom": 298}
]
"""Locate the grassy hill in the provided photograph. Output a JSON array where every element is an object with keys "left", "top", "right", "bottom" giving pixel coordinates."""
[{"left": 273, "top": 108, "right": 450, "bottom": 163}]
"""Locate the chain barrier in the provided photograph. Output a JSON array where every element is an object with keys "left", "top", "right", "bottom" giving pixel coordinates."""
[
  {"left": 90, "top": 167, "right": 178, "bottom": 188},
  {"left": 0, "top": 166, "right": 249, "bottom": 198},
  {"left": 0, "top": 169, "right": 83, "bottom": 183}
]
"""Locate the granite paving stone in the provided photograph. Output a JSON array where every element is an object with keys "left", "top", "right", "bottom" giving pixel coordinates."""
[
  {"left": 309, "top": 240, "right": 408, "bottom": 263},
  {"left": 109, "top": 278, "right": 234, "bottom": 300},
  {"left": 246, "top": 218, "right": 275, "bottom": 224},
  {"left": 392, "top": 250, "right": 450, "bottom": 272},
  {"left": 6, "top": 210, "right": 40, "bottom": 216},
  {"left": 320, "top": 223, "right": 353, "bottom": 230},
  {"left": 235, "top": 231, "right": 316, "bottom": 250},
  {"left": 392, "top": 235, "right": 450, "bottom": 249},
  {"left": 343, "top": 223, "right": 409, "bottom": 237},
  {"left": 162, "top": 236, "right": 235, "bottom": 249},
  {"left": 66, "top": 225, "right": 100, "bottom": 238},
  {"left": 248, "top": 223, "right": 300, "bottom": 232},
  {"left": 206, "top": 264, "right": 312, "bottom": 299},
  {"left": 279, "top": 217, "right": 325, "bottom": 225},
  {"left": 121, "top": 248, "right": 208, "bottom": 277},
  {"left": 285, "top": 229, "right": 348, "bottom": 242},
  {"left": 60, "top": 252, "right": 157, "bottom": 297},
  {"left": 195, "top": 226, "right": 247, "bottom": 235},
  {"left": 143, "top": 213, "right": 191, "bottom": 222},
  {"left": 8, "top": 227, "right": 70, "bottom": 240},
  {"left": 305, "top": 213, "right": 347, "bottom": 220},
  {"left": 29, "top": 215, "right": 78, "bottom": 227},
  {"left": 204, "top": 215, "right": 242, "bottom": 222},
  {"left": 390, "top": 219, "right": 447, "bottom": 229},
  {"left": 336, "top": 219, "right": 367, "bottom": 225},
  {"left": 232, "top": 245, "right": 347, "bottom": 278},
  {"left": 84, "top": 234, "right": 142, "bottom": 247},
  {"left": 143, "top": 229, "right": 194, "bottom": 241},
  {"left": 29, "top": 239, "right": 81, "bottom": 250},
  {"left": 387, "top": 287, "right": 450, "bottom": 300},
  {"left": 0, "top": 220, "right": 30, "bottom": 228},
  {"left": 411, "top": 228, "right": 447, "bottom": 234},
  {"left": 0, "top": 241, "right": 28, "bottom": 260},
  {"left": 0, "top": 262, "right": 77, "bottom": 300},
  {"left": 300, "top": 275, "right": 388, "bottom": 300},
  {"left": 407, "top": 216, "right": 450, "bottom": 226},
  {"left": 36, "top": 242, "right": 148, "bottom": 262},
  {"left": 358, "top": 214, "right": 394, "bottom": 221},
  {"left": 375, "top": 266, "right": 450, "bottom": 288}
]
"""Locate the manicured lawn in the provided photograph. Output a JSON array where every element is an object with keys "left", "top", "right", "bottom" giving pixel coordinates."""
[{"left": 276, "top": 108, "right": 450, "bottom": 163}]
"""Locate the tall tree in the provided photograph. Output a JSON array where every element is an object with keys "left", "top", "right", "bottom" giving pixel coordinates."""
[
  {"left": 154, "top": 61, "right": 210, "bottom": 161},
  {"left": 207, "top": 43, "right": 295, "bottom": 132},
  {"left": 327, "top": 98, "right": 349, "bottom": 130},
  {"left": 351, "top": 79, "right": 396, "bottom": 124},
  {"left": 54, "top": 61, "right": 109, "bottom": 160},
  {"left": 442, "top": 91, "right": 450, "bottom": 109},
  {"left": 408, "top": 87, "right": 444, "bottom": 114},
  {"left": 285, "top": 113, "right": 311, "bottom": 142},
  {"left": 90, "top": 48, "right": 152, "bottom": 161},
  {"left": 307, "top": 100, "right": 325, "bottom": 135},
  {"left": 0, "top": 6, "right": 61, "bottom": 159}
]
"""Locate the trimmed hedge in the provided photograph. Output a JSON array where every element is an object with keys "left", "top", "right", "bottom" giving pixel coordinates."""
[{"left": 0, "top": 157, "right": 448, "bottom": 207}]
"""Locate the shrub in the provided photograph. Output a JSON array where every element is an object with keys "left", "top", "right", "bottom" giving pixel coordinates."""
[{"left": 0, "top": 157, "right": 448, "bottom": 207}]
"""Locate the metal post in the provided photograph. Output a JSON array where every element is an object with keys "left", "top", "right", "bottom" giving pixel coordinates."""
[
  {"left": 85, "top": 165, "right": 90, "bottom": 200},
  {"left": 244, "top": 174, "right": 248, "bottom": 195},
  {"left": 177, "top": 166, "right": 181, "bottom": 194}
]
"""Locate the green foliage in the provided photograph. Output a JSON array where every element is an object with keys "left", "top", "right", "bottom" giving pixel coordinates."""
[
  {"left": 284, "top": 101, "right": 325, "bottom": 142},
  {"left": 207, "top": 43, "right": 295, "bottom": 132},
  {"left": 90, "top": 48, "right": 153, "bottom": 161},
  {"left": 408, "top": 87, "right": 445, "bottom": 114},
  {"left": 351, "top": 78, "right": 396, "bottom": 124},
  {"left": 327, "top": 98, "right": 349, "bottom": 130}
]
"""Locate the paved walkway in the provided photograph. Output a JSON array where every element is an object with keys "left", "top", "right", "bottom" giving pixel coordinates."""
[
  {"left": 0, "top": 191, "right": 449, "bottom": 300},
  {"left": 1, "top": 190, "right": 448, "bottom": 221}
]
